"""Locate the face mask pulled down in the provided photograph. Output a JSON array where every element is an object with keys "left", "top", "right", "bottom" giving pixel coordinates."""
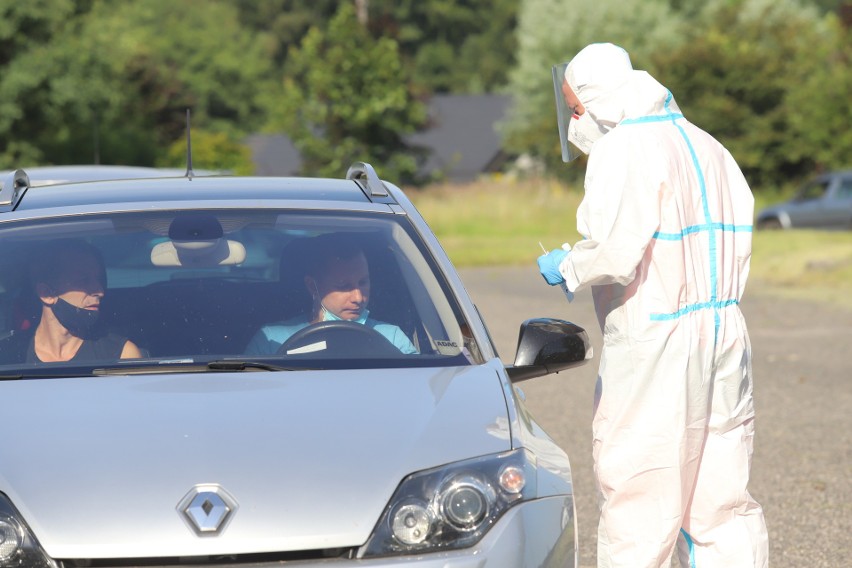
[
  {"left": 51, "top": 298, "right": 100, "bottom": 337},
  {"left": 321, "top": 306, "right": 369, "bottom": 325},
  {"left": 312, "top": 280, "right": 370, "bottom": 325},
  {"left": 567, "top": 111, "right": 610, "bottom": 155}
]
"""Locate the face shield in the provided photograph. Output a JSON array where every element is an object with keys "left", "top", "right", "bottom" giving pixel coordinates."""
[{"left": 552, "top": 62, "right": 582, "bottom": 162}]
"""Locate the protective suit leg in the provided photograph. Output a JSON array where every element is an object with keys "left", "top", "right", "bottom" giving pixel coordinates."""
[
  {"left": 592, "top": 314, "right": 712, "bottom": 568},
  {"left": 677, "top": 314, "right": 769, "bottom": 567},
  {"left": 675, "top": 420, "right": 768, "bottom": 567}
]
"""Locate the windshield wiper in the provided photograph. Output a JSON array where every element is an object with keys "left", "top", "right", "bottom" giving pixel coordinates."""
[
  {"left": 93, "top": 360, "right": 307, "bottom": 376},
  {"left": 205, "top": 360, "right": 305, "bottom": 372},
  {"left": 0, "top": 371, "right": 95, "bottom": 380}
]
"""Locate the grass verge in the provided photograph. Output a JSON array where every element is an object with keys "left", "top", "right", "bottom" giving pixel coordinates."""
[{"left": 410, "top": 178, "right": 852, "bottom": 311}]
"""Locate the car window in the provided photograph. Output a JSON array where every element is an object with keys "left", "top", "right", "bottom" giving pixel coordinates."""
[
  {"left": 796, "top": 181, "right": 829, "bottom": 201},
  {"left": 0, "top": 209, "right": 484, "bottom": 376},
  {"left": 836, "top": 179, "right": 852, "bottom": 200}
]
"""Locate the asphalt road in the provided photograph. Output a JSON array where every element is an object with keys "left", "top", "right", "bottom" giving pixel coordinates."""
[{"left": 459, "top": 266, "right": 851, "bottom": 568}]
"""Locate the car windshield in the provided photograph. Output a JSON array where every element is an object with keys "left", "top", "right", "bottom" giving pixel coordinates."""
[{"left": 0, "top": 209, "right": 483, "bottom": 377}]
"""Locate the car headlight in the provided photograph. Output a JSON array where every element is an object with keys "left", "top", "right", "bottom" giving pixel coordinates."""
[
  {"left": 360, "top": 449, "right": 537, "bottom": 557},
  {"left": 0, "top": 494, "right": 56, "bottom": 568}
]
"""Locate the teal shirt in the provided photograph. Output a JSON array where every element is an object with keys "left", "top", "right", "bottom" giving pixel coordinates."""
[{"left": 245, "top": 316, "right": 417, "bottom": 356}]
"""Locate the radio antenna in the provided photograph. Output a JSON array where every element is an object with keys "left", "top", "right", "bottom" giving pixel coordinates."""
[{"left": 185, "top": 108, "right": 194, "bottom": 180}]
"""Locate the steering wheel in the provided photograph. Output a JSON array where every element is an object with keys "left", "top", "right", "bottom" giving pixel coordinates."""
[{"left": 276, "top": 320, "right": 401, "bottom": 358}]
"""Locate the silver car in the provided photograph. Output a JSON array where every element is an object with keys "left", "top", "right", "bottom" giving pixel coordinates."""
[
  {"left": 0, "top": 163, "right": 590, "bottom": 567},
  {"left": 756, "top": 169, "right": 852, "bottom": 229}
]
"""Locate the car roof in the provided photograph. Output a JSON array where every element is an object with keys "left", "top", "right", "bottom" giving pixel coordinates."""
[
  {"left": 23, "top": 165, "right": 221, "bottom": 186},
  {"left": 813, "top": 169, "right": 852, "bottom": 182},
  {"left": 1, "top": 163, "right": 397, "bottom": 215},
  {"left": 14, "top": 176, "right": 371, "bottom": 211}
]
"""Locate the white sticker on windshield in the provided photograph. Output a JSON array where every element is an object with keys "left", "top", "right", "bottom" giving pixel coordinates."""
[
  {"left": 286, "top": 341, "right": 327, "bottom": 355},
  {"left": 433, "top": 339, "right": 461, "bottom": 355}
]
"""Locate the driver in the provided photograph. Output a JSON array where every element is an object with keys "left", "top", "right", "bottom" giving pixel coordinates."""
[{"left": 244, "top": 235, "right": 417, "bottom": 355}]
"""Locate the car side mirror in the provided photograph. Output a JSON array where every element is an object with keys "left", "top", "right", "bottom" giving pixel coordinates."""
[{"left": 506, "top": 318, "right": 592, "bottom": 383}]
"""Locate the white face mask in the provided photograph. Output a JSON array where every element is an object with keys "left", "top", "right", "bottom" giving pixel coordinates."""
[
  {"left": 567, "top": 111, "right": 609, "bottom": 155},
  {"left": 322, "top": 306, "right": 369, "bottom": 325},
  {"left": 312, "top": 280, "right": 370, "bottom": 324}
]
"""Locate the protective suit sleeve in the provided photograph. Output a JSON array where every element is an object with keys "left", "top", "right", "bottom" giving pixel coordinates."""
[{"left": 559, "top": 134, "right": 662, "bottom": 292}]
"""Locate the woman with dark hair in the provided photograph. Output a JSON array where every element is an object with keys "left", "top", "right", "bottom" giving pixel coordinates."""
[{"left": 1, "top": 239, "right": 142, "bottom": 363}]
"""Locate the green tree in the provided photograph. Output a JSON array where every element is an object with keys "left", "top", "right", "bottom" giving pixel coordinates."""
[
  {"left": 504, "top": 0, "right": 849, "bottom": 188},
  {"left": 0, "top": 0, "right": 99, "bottom": 165},
  {"left": 231, "top": 0, "right": 341, "bottom": 68},
  {"left": 269, "top": 3, "right": 426, "bottom": 182},
  {"left": 784, "top": 12, "right": 851, "bottom": 173},
  {"left": 804, "top": 0, "right": 849, "bottom": 14},
  {"left": 0, "top": 0, "right": 81, "bottom": 65},
  {"left": 0, "top": 0, "right": 274, "bottom": 169},
  {"left": 369, "top": 0, "right": 520, "bottom": 93},
  {"left": 161, "top": 129, "right": 255, "bottom": 175},
  {"left": 503, "top": 0, "right": 683, "bottom": 176},
  {"left": 649, "top": 0, "right": 836, "bottom": 187},
  {"left": 231, "top": 0, "right": 521, "bottom": 93}
]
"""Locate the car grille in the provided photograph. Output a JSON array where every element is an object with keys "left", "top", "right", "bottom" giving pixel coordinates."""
[{"left": 58, "top": 548, "right": 356, "bottom": 567}]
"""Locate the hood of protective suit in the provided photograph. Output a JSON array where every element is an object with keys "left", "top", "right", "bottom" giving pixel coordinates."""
[{"left": 565, "top": 43, "right": 682, "bottom": 136}]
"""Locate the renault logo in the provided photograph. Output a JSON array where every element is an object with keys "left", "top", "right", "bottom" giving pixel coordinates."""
[{"left": 178, "top": 484, "right": 238, "bottom": 536}]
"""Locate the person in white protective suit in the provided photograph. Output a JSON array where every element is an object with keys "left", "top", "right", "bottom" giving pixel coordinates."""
[{"left": 537, "top": 43, "right": 769, "bottom": 568}]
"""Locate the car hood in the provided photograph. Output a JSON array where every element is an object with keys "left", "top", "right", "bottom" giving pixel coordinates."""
[{"left": 1, "top": 364, "right": 512, "bottom": 559}]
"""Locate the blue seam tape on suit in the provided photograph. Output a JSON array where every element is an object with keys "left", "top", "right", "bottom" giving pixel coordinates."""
[
  {"left": 680, "top": 529, "right": 697, "bottom": 568},
  {"left": 622, "top": 90, "right": 751, "bottom": 341}
]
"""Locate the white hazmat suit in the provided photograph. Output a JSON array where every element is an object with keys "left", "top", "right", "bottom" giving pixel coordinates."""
[{"left": 549, "top": 44, "right": 769, "bottom": 567}]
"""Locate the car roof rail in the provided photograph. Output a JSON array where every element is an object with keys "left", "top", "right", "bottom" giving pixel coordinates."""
[
  {"left": 346, "top": 161, "right": 389, "bottom": 198},
  {"left": 0, "top": 169, "right": 30, "bottom": 211}
]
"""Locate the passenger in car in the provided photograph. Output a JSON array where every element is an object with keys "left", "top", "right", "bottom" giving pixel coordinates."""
[
  {"left": 0, "top": 239, "right": 142, "bottom": 364},
  {"left": 244, "top": 235, "right": 417, "bottom": 355}
]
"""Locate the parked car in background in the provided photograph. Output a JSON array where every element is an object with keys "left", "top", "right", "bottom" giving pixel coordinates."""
[
  {"left": 756, "top": 170, "right": 852, "bottom": 230},
  {"left": 0, "top": 162, "right": 590, "bottom": 567}
]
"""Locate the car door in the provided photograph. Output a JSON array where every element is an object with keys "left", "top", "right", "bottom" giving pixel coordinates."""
[
  {"left": 786, "top": 178, "right": 832, "bottom": 228},
  {"left": 819, "top": 176, "right": 852, "bottom": 229}
]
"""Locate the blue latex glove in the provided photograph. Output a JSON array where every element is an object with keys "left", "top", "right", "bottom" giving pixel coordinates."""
[{"left": 537, "top": 248, "right": 569, "bottom": 285}]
